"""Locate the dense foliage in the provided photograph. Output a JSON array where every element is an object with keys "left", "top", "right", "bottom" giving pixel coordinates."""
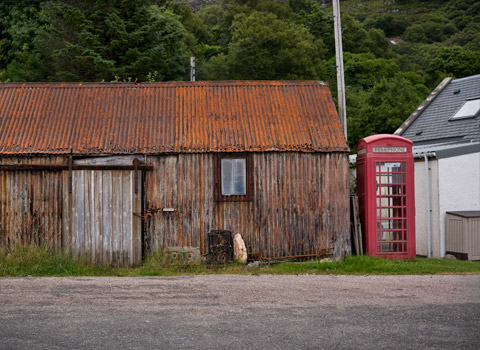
[{"left": 1, "top": 0, "right": 479, "bottom": 149}]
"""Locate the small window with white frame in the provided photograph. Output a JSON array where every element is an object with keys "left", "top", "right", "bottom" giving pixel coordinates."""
[
  {"left": 450, "top": 98, "right": 480, "bottom": 121},
  {"left": 221, "top": 158, "right": 246, "bottom": 195},
  {"left": 215, "top": 154, "right": 253, "bottom": 201}
]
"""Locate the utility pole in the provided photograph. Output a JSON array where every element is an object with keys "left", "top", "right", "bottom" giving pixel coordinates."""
[
  {"left": 190, "top": 57, "right": 196, "bottom": 82},
  {"left": 332, "top": 0, "right": 347, "bottom": 140}
]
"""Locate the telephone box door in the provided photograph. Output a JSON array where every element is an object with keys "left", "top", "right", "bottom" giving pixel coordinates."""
[{"left": 356, "top": 135, "right": 415, "bottom": 259}]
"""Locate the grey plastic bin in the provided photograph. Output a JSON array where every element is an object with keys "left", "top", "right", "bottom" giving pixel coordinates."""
[{"left": 445, "top": 211, "right": 480, "bottom": 261}]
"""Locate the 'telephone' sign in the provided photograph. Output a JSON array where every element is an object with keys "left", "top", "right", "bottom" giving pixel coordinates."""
[{"left": 372, "top": 147, "right": 407, "bottom": 153}]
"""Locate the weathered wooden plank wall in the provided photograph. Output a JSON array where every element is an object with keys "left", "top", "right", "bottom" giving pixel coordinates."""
[
  {"left": 0, "top": 156, "right": 63, "bottom": 249},
  {"left": 145, "top": 152, "right": 350, "bottom": 257},
  {"left": 145, "top": 154, "right": 216, "bottom": 253},
  {"left": 1, "top": 152, "right": 350, "bottom": 261},
  {"left": 63, "top": 170, "right": 142, "bottom": 266},
  {"left": 254, "top": 152, "right": 350, "bottom": 257}
]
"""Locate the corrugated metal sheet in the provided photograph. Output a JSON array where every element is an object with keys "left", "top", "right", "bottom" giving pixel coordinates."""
[
  {"left": 0, "top": 81, "right": 348, "bottom": 155},
  {"left": 0, "top": 156, "right": 64, "bottom": 249},
  {"left": 145, "top": 152, "right": 350, "bottom": 257}
]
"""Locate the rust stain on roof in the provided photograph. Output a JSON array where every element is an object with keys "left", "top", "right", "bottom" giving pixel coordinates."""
[{"left": 0, "top": 81, "right": 348, "bottom": 155}]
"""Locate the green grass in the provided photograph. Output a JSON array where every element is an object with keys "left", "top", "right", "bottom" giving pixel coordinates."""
[
  {"left": 261, "top": 256, "right": 480, "bottom": 275},
  {"left": 0, "top": 245, "right": 114, "bottom": 276},
  {"left": 0, "top": 246, "right": 479, "bottom": 277}
]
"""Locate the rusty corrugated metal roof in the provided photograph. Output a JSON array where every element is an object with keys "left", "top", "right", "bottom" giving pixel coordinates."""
[{"left": 0, "top": 81, "right": 348, "bottom": 154}]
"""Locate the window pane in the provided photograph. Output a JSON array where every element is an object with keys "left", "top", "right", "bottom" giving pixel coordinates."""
[
  {"left": 221, "top": 158, "right": 247, "bottom": 196},
  {"left": 221, "top": 159, "right": 234, "bottom": 195},
  {"left": 379, "top": 219, "right": 403, "bottom": 230},
  {"left": 380, "top": 162, "right": 401, "bottom": 172},
  {"left": 234, "top": 159, "right": 246, "bottom": 195},
  {"left": 451, "top": 99, "right": 480, "bottom": 120}
]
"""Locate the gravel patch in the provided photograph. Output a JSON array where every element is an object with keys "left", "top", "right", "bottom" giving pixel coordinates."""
[{"left": 1, "top": 274, "right": 479, "bottom": 349}]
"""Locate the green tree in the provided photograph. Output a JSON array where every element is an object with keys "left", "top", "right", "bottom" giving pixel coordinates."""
[
  {"left": 403, "top": 24, "right": 428, "bottom": 43},
  {"left": 0, "top": 0, "right": 47, "bottom": 81},
  {"left": 167, "top": 0, "right": 209, "bottom": 52},
  {"left": 36, "top": 0, "right": 189, "bottom": 82},
  {"left": 196, "top": 0, "right": 291, "bottom": 49},
  {"left": 341, "top": 15, "right": 394, "bottom": 59},
  {"left": 288, "top": 0, "right": 314, "bottom": 13},
  {"left": 291, "top": 2, "right": 334, "bottom": 59},
  {"left": 336, "top": 53, "right": 400, "bottom": 89},
  {"left": 196, "top": 3, "right": 231, "bottom": 47},
  {"left": 211, "top": 11, "right": 325, "bottom": 80},
  {"left": 364, "top": 13, "right": 411, "bottom": 37},
  {"left": 347, "top": 72, "right": 429, "bottom": 150},
  {"left": 449, "top": 22, "right": 480, "bottom": 51},
  {"left": 403, "top": 14, "right": 458, "bottom": 44},
  {"left": 0, "top": 43, "right": 45, "bottom": 82},
  {"left": 444, "top": 0, "right": 480, "bottom": 31},
  {"left": 427, "top": 46, "right": 480, "bottom": 80}
]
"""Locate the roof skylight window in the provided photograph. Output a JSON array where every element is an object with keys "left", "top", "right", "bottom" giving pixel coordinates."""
[{"left": 450, "top": 98, "right": 480, "bottom": 121}]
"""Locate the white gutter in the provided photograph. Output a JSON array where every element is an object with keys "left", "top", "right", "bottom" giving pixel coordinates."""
[{"left": 415, "top": 152, "right": 435, "bottom": 258}]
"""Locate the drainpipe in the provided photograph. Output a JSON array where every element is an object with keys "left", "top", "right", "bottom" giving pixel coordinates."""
[
  {"left": 423, "top": 154, "right": 432, "bottom": 258},
  {"left": 415, "top": 152, "right": 435, "bottom": 258}
]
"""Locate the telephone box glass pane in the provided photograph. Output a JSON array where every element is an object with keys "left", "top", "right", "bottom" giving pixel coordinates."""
[{"left": 375, "top": 161, "right": 407, "bottom": 254}]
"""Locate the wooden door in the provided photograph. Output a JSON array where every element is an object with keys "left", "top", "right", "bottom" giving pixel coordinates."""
[{"left": 63, "top": 169, "right": 142, "bottom": 266}]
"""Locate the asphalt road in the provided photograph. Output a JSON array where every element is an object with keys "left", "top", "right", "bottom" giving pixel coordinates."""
[{"left": 0, "top": 274, "right": 479, "bottom": 350}]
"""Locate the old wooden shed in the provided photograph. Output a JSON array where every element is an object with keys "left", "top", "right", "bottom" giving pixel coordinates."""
[{"left": 0, "top": 81, "right": 350, "bottom": 266}]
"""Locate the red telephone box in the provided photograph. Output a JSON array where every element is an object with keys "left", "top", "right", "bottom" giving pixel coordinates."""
[{"left": 356, "top": 135, "right": 415, "bottom": 259}]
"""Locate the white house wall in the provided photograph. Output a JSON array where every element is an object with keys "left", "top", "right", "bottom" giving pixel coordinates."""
[
  {"left": 414, "top": 159, "right": 441, "bottom": 257},
  {"left": 438, "top": 152, "right": 480, "bottom": 257}
]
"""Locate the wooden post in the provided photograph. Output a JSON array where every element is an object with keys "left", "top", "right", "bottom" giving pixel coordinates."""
[
  {"left": 190, "top": 57, "right": 196, "bottom": 82},
  {"left": 332, "top": 0, "right": 347, "bottom": 140}
]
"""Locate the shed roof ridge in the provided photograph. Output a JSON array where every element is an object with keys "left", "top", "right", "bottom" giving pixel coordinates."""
[{"left": 0, "top": 80, "right": 329, "bottom": 88}]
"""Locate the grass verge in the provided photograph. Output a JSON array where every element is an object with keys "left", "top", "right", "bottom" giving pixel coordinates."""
[
  {"left": 262, "top": 256, "right": 480, "bottom": 275},
  {"left": 1, "top": 246, "right": 479, "bottom": 277}
]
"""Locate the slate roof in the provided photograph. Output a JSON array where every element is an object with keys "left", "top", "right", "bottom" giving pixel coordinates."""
[
  {"left": 394, "top": 74, "right": 480, "bottom": 146},
  {"left": 0, "top": 81, "right": 348, "bottom": 155}
]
